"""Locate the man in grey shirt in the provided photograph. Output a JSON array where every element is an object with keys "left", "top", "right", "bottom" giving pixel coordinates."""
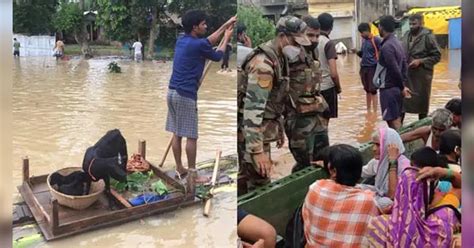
[
  {"left": 13, "top": 38, "right": 20, "bottom": 57},
  {"left": 317, "top": 13, "right": 342, "bottom": 123}
]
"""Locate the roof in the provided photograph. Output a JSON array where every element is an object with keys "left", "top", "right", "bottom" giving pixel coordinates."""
[{"left": 83, "top": 11, "right": 98, "bottom": 16}]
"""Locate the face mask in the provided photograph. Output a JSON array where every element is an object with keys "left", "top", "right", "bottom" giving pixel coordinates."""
[
  {"left": 282, "top": 45, "right": 301, "bottom": 63},
  {"left": 309, "top": 42, "right": 318, "bottom": 50}
]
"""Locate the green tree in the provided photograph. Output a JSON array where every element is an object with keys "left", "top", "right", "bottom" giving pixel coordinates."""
[
  {"left": 168, "top": 0, "right": 237, "bottom": 35},
  {"left": 13, "top": 0, "right": 58, "bottom": 35},
  {"left": 52, "top": 2, "right": 83, "bottom": 35},
  {"left": 96, "top": 0, "right": 168, "bottom": 59},
  {"left": 52, "top": 1, "right": 92, "bottom": 57},
  {"left": 95, "top": 0, "right": 133, "bottom": 42},
  {"left": 139, "top": 0, "right": 167, "bottom": 60},
  {"left": 237, "top": 5, "right": 275, "bottom": 47}
]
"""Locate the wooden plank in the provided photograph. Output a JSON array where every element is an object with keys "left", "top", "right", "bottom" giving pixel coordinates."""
[
  {"left": 51, "top": 198, "right": 59, "bottom": 235},
  {"left": 22, "top": 157, "right": 29, "bottom": 183},
  {"left": 12, "top": 202, "right": 34, "bottom": 226},
  {"left": 150, "top": 164, "right": 184, "bottom": 191},
  {"left": 22, "top": 181, "right": 51, "bottom": 223},
  {"left": 43, "top": 198, "right": 200, "bottom": 240},
  {"left": 203, "top": 150, "right": 221, "bottom": 217},
  {"left": 110, "top": 189, "right": 132, "bottom": 208},
  {"left": 138, "top": 140, "right": 146, "bottom": 159},
  {"left": 29, "top": 175, "right": 49, "bottom": 187},
  {"left": 18, "top": 184, "right": 53, "bottom": 240},
  {"left": 56, "top": 194, "right": 190, "bottom": 235}
]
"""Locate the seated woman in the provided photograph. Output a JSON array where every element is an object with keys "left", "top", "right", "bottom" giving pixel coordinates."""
[
  {"left": 439, "top": 129, "right": 461, "bottom": 172},
  {"left": 302, "top": 144, "right": 378, "bottom": 247},
  {"left": 401, "top": 108, "right": 453, "bottom": 151},
  {"left": 445, "top": 97, "right": 461, "bottom": 129},
  {"left": 432, "top": 130, "right": 462, "bottom": 210},
  {"left": 361, "top": 127, "right": 410, "bottom": 212},
  {"left": 367, "top": 147, "right": 461, "bottom": 247}
]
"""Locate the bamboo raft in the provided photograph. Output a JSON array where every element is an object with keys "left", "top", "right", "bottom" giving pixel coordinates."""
[{"left": 14, "top": 140, "right": 237, "bottom": 242}]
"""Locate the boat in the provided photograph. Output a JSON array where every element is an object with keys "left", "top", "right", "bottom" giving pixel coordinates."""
[
  {"left": 238, "top": 118, "right": 432, "bottom": 238},
  {"left": 13, "top": 140, "right": 237, "bottom": 244}
]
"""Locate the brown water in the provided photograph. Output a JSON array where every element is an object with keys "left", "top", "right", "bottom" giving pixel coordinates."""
[
  {"left": 273, "top": 49, "right": 461, "bottom": 178},
  {"left": 12, "top": 57, "right": 237, "bottom": 247},
  {"left": 12, "top": 49, "right": 461, "bottom": 245}
]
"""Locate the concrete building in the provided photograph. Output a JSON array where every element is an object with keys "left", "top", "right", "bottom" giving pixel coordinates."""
[
  {"left": 398, "top": 0, "right": 461, "bottom": 9},
  {"left": 239, "top": 0, "right": 461, "bottom": 49},
  {"left": 308, "top": 0, "right": 357, "bottom": 49},
  {"left": 238, "top": 0, "right": 308, "bottom": 22}
]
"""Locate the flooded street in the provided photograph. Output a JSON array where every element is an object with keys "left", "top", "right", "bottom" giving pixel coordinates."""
[
  {"left": 11, "top": 48, "right": 461, "bottom": 245},
  {"left": 273, "top": 49, "right": 461, "bottom": 178},
  {"left": 12, "top": 57, "right": 237, "bottom": 247}
]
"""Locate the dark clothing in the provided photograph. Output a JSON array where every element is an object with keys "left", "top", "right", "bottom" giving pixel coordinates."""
[
  {"left": 238, "top": 208, "right": 249, "bottom": 224},
  {"left": 169, "top": 34, "right": 224, "bottom": 100},
  {"left": 221, "top": 44, "right": 232, "bottom": 69},
  {"left": 360, "top": 66, "right": 377, "bottom": 94},
  {"left": 404, "top": 67, "right": 434, "bottom": 114},
  {"left": 380, "top": 87, "right": 403, "bottom": 121},
  {"left": 401, "top": 28, "right": 441, "bottom": 114},
  {"left": 360, "top": 36, "right": 382, "bottom": 67},
  {"left": 13, "top": 51, "right": 20, "bottom": 56},
  {"left": 379, "top": 33, "right": 408, "bottom": 90},
  {"left": 320, "top": 87, "right": 338, "bottom": 118}
]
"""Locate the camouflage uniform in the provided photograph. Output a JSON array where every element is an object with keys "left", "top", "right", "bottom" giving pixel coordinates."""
[
  {"left": 237, "top": 40, "right": 289, "bottom": 196},
  {"left": 284, "top": 47, "right": 329, "bottom": 173}
]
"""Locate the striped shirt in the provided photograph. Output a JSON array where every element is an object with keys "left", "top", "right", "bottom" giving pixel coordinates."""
[{"left": 302, "top": 179, "right": 378, "bottom": 247}]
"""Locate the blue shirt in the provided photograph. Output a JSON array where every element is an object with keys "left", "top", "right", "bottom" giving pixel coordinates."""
[
  {"left": 379, "top": 33, "right": 408, "bottom": 90},
  {"left": 169, "top": 34, "right": 224, "bottom": 100},
  {"left": 360, "top": 36, "right": 381, "bottom": 67}
]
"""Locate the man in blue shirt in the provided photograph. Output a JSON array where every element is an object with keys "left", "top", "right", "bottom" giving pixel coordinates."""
[
  {"left": 166, "top": 10, "right": 235, "bottom": 179},
  {"left": 357, "top": 23, "right": 382, "bottom": 113},
  {"left": 377, "top": 15, "right": 411, "bottom": 130}
]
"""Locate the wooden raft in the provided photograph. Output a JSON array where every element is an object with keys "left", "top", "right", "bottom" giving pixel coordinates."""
[{"left": 18, "top": 140, "right": 200, "bottom": 241}]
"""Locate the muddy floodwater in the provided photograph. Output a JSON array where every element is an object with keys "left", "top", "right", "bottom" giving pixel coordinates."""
[
  {"left": 273, "top": 49, "right": 461, "bottom": 178},
  {"left": 11, "top": 48, "right": 461, "bottom": 246},
  {"left": 12, "top": 57, "right": 237, "bottom": 247}
]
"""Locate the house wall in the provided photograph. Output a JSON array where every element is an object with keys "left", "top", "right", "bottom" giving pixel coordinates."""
[
  {"left": 12, "top": 34, "right": 56, "bottom": 57},
  {"left": 308, "top": 0, "right": 357, "bottom": 49},
  {"left": 398, "top": 0, "right": 460, "bottom": 9}
]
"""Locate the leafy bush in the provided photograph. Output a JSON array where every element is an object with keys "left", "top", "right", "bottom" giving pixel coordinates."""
[
  {"left": 13, "top": 0, "right": 57, "bottom": 35},
  {"left": 52, "top": 2, "right": 83, "bottom": 34},
  {"left": 110, "top": 171, "right": 169, "bottom": 196},
  {"left": 237, "top": 5, "right": 275, "bottom": 47},
  {"left": 107, "top": 61, "right": 122, "bottom": 73}
]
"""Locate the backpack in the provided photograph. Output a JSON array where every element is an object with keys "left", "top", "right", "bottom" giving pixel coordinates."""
[
  {"left": 284, "top": 204, "right": 306, "bottom": 248},
  {"left": 237, "top": 42, "right": 287, "bottom": 116}
]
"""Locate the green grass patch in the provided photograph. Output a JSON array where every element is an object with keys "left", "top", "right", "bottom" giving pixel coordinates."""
[{"left": 64, "top": 44, "right": 126, "bottom": 56}]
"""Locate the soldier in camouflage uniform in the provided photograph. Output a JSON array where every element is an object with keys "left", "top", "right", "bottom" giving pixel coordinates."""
[
  {"left": 284, "top": 16, "right": 330, "bottom": 173},
  {"left": 237, "top": 16, "right": 311, "bottom": 196}
]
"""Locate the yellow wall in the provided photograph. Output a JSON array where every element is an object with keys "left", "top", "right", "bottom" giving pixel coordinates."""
[{"left": 408, "top": 6, "right": 461, "bottom": 35}]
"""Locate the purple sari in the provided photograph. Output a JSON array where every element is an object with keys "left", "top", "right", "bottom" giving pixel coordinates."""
[{"left": 367, "top": 167, "right": 461, "bottom": 247}]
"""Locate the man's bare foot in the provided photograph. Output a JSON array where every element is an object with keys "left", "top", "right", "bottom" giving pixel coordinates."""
[
  {"left": 175, "top": 167, "right": 188, "bottom": 179},
  {"left": 195, "top": 175, "right": 211, "bottom": 184}
]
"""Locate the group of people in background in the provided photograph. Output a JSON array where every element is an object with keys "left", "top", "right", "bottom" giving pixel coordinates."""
[
  {"left": 13, "top": 37, "right": 65, "bottom": 60},
  {"left": 235, "top": 10, "right": 460, "bottom": 248},
  {"left": 357, "top": 13, "right": 441, "bottom": 130}
]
